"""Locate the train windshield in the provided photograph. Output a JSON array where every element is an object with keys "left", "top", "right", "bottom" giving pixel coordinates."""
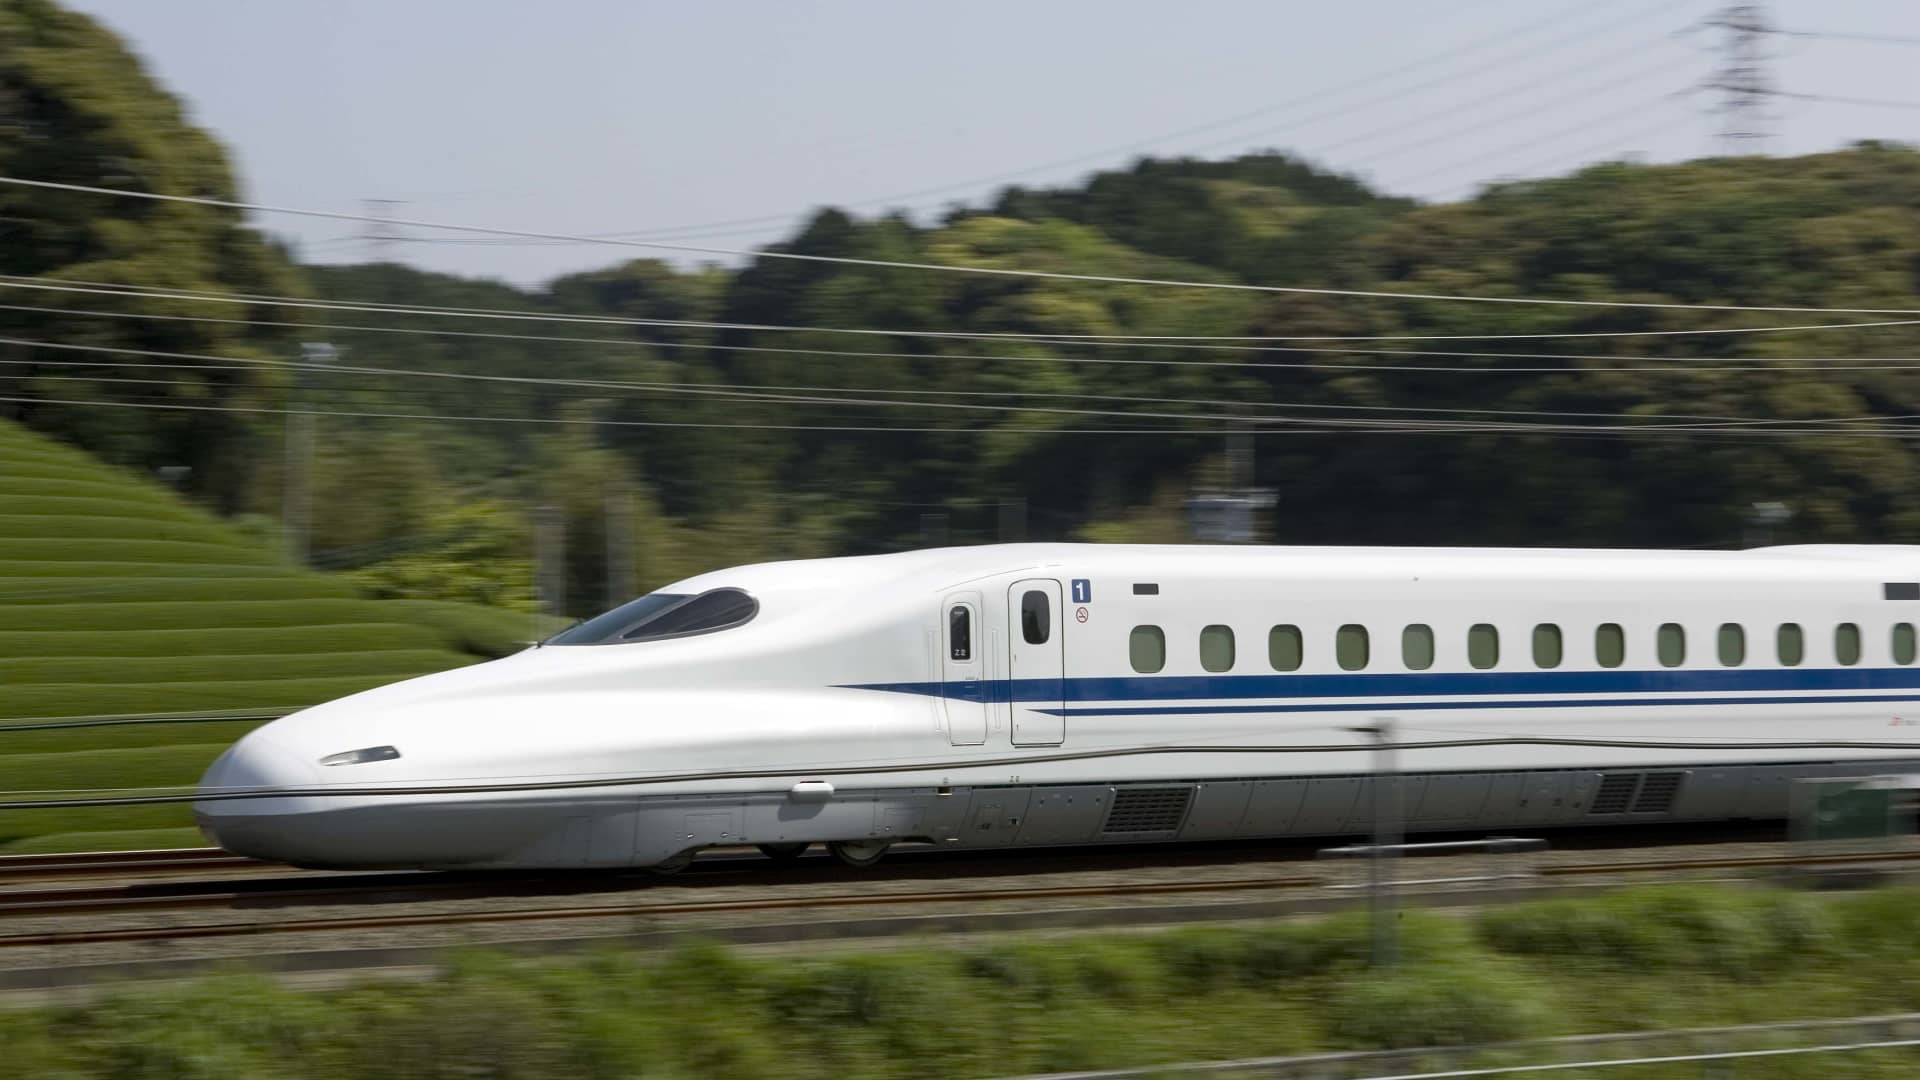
[{"left": 544, "top": 588, "right": 759, "bottom": 645}]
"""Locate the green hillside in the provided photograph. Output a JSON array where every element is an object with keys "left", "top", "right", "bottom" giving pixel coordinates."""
[{"left": 0, "top": 419, "right": 558, "bottom": 854}]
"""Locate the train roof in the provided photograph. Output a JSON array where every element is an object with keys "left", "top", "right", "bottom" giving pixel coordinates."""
[{"left": 667, "top": 543, "right": 1920, "bottom": 596}]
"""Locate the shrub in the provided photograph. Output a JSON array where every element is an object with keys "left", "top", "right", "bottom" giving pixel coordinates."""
[
  {"left": 1477, "top": 886, "right": 1834, "bottom": 977},
  {"left": 1326, "top": 958, "right": 1553, "bottom": 1050}
]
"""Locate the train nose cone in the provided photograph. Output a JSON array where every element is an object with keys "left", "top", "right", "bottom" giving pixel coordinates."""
[
  {"left": 199, "top": 732, "right": 317, "bottom": 793},
  {"left": 193, "top": 732, "right": 328, "bottom": 863}
]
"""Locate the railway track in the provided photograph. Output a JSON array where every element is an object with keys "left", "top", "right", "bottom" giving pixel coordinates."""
[
  {"left": 0, "top": 847, "right": 255, "bottom": 880},
  {"left": 0, "top": 824, "right": 1912, "bottom": 983},
  {"left": 3, "top": 834, "right": 1916, "bottom": 950}
]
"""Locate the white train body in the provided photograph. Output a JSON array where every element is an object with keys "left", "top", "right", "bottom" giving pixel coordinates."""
[{"left": 195, "top": 544, "right": 1920, "bottom": 869}]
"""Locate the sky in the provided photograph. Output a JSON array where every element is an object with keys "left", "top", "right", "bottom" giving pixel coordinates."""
[{"left": 61, "top": 0, "right": 1920, "bottom": 287}]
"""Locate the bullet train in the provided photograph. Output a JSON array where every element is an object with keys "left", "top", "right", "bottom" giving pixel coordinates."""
[{"left": 195, "top": 543, "right": 1920, "bottom": 870}]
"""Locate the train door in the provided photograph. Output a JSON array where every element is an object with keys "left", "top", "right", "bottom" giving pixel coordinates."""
[
  {"left": 1008, "top": 579, "right": 1065, "bottom": 746},
  {"left": 941, "top": 592, "right": 987, "bottom": 746}
]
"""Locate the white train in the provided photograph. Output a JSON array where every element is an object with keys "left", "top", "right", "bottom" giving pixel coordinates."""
[{"left": 194, "top": 544, "right": 1920, "bottom": 870}]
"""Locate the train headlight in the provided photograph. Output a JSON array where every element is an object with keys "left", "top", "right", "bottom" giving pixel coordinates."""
[{"left": 318, "top": 745, "right": 402, "bottom": 767}]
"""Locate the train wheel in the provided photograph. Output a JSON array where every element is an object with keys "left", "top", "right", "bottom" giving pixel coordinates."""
[
  {"left": 757, "top": 842, "right": 809, "bottom": 862},
  {"left": 827, "top": 839, "right": 890, "bottom": 868},
  {"left": 648, "top": 850, "right": 695, "bottom": 875}
]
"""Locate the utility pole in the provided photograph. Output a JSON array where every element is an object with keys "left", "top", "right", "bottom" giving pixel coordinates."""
[
  {"left": 1705, "top": 3, "right": 1777, "bottom": 155},
  {"left": 1186, "top": 430, "right": 1276, "bottom": 543},
  {"left": 605, "top": 480, "right": 634, "bottom": 609},
  {"left": 535, "top": 503, "right": 567, "bottom": 621},
  {"left": 1352, "top": 718, "right": 1402, "bottom": 968},
  {"left": 998, "top": 496, "right": 1028, "bottom": 543},
  {"left": 282, "top": 341, "right": 335, "bottom": 564},
  {"left": 361, "top": 199, "right": 407, "bottom": 260}
]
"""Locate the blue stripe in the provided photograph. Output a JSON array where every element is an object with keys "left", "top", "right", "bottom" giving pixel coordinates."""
[
  {"left": 1038, "top": 693, "right": 1920, "bottom": 717},
  {"left": 842, "top": 667, "right": 1920, "bottom": 704}
]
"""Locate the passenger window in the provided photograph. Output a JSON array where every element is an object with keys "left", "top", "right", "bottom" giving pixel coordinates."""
[
  {"left": 1896, "top": 623, "right": 1917, "bottom": 666},
  {"left": 1469, "top": 624, "right": 1499, "bottom": 669},
  {"left": 1129, "top": 625, "right": 1166, "bottom": 673},
  {"left": 1532, "top": 624, "right": 1562, "bottom": 669},
  {"left": 1717, "top": 623, "right": 1745, "bottom": 666},
  {"left": 1836, "top": 623, "right": 1862, "bottom": 666},
  {"left": 1402, "top": 624, "right": 1434, "bottom": 670},
  {"left": 1595, "top": 623, "right": 1625, "bottom": 668},
  {"left": 1658, "top": 623, "right": 1686, "bottom": 667},
  {"left": 1336, "top": 625, "right": 1370, "bottom": 670},
  {"left": 1199, "top": 625, "right": 1235, "bottom": 672},
  {"left": 1777, "top": 623, "right": 1804, "bottom": 666},
  {"left": 948, "top": 606, "right": 971, "bottom": 661},
  {"left": 1269, "top": 625, "right": 1303, "bottom": 671},
  {"left": 1021, "top": 590, "right": 1050, "bottom": 645}
]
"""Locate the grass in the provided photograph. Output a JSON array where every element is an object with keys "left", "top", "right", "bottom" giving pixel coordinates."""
[
  {"left": 0, "top": 624, "right": 449, "bottom": 656},
  {"left": 2, "top": 598, "right": 534, "bottom": 632},
  {"left": 0, "top": 577, "right": 362, "bottom": 604},
  {"left": 0, "top": 674, "right": 454, "bottom": 724},
  {"left": 0, "top": 649, "right": 476, "bottom": 684},
  {"left": 7, "top": 884, "right": 1920, "bottom": 1078},
  {"left": 0, "top": 419, "right": 560, "bottom": 850},
  {"left": 0, "top": 826, "right": 206, "bottom": 854}
]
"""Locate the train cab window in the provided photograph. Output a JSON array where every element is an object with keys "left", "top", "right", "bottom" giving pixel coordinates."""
[
  {"left": 1468, "top": 624, "right": 1499, "bottom": 669},
  {"left": 545, "top": 588, "right": 757, "bottom": 645},
  {"left": 1777, "top": 623, "right": 1804, "bottom": 666},
  {"left": 1269, "top": 625, "right": 1303, "bottom": 672},
  {"left": 1336, "top": 625, "right": 1370, "bottom": 671},
  {"left": 1130, "top": 625, "right": 1166, "bottom": 673},
  {"left": 1658, "top": 623, "right": 1686, "bottom": 667},
  {"left": 1402, "top": 624, "right": 1435, "bottom": 670},
  {"left": 1596, "top": 623, "right": 1625, "bottom": 668},
  {"left": 948, "top": 606, "right": 972, "bottom": 661},
  {"left": 1199, "top": 625, "right": 1235, "bottom": 672},
  {"left": 1896, "top": 623, "right": 1918, "bottom": 666},
  {"left": 1718, "top": 623, "right": 1746, "bottom": 667},
  {"left": 1021, "top": 590, "right": 1050, "bottom": 645},
  {"left": 1836, "top": 623, "right": 1862, "bottom": 666},
  {"left": 1532, "top": 624, "right": 1562, "bottom": 669}
]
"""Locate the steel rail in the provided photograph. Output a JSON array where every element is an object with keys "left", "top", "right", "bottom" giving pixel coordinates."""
[{"left": 0, "top": 874, "right": 1324, "bottom": 949}]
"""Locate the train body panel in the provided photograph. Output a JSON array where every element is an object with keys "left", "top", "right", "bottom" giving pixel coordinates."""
[{"left": 196, "top": 543, "right": 1920, "bottom": 868}]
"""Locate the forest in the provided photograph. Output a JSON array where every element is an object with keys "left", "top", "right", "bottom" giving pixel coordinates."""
[{"left": 8, "top": 0, "right": 1920, "bottom": 616}]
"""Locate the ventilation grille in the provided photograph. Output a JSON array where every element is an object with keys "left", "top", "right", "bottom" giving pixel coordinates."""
[
  {"left": 1102, "top": 787, "right": 1194, "bottom": 834},
  {"left": 1590, "top": 774, "right": 1639, "bottom": 815},
  {"left": 1632, "top": 772, "right": 1685, "bottom": 814}
]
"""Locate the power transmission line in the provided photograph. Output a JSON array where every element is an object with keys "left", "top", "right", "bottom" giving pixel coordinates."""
[
  {"left": 21, "top": 175, "right": 1920, "bottom": 316},
  {"left": 1774, "top": 27, "right": 1920, "bottom": 47},
  {"left": 1425, "top": 111, "right": 1703, "bottom": 201},
  {"left": 1759, "top": 88, "right": 1920, "bottom": 112},
  {"left": 1400, "top": 87, "right": 1698, "bottom": 190},
  {"left": 563, "top": 0, "right": 1600, "bottom": 244}
]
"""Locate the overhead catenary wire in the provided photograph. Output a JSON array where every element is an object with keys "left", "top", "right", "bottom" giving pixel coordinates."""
[
  {"left": 14, "top": 389, "right": 1920, "bottom": 445},
  {"left": 9, "top": 275, "right": 1920, "bottom": 345},
  {"left": 11, "top": 299, "right": 1920, "bottom": 375},
  {"left": 8, "top": 335, "right": 1884, "bottom": 429},
  {"left": 18, "top": 176, "right": 1920, "bottom": 317}
]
